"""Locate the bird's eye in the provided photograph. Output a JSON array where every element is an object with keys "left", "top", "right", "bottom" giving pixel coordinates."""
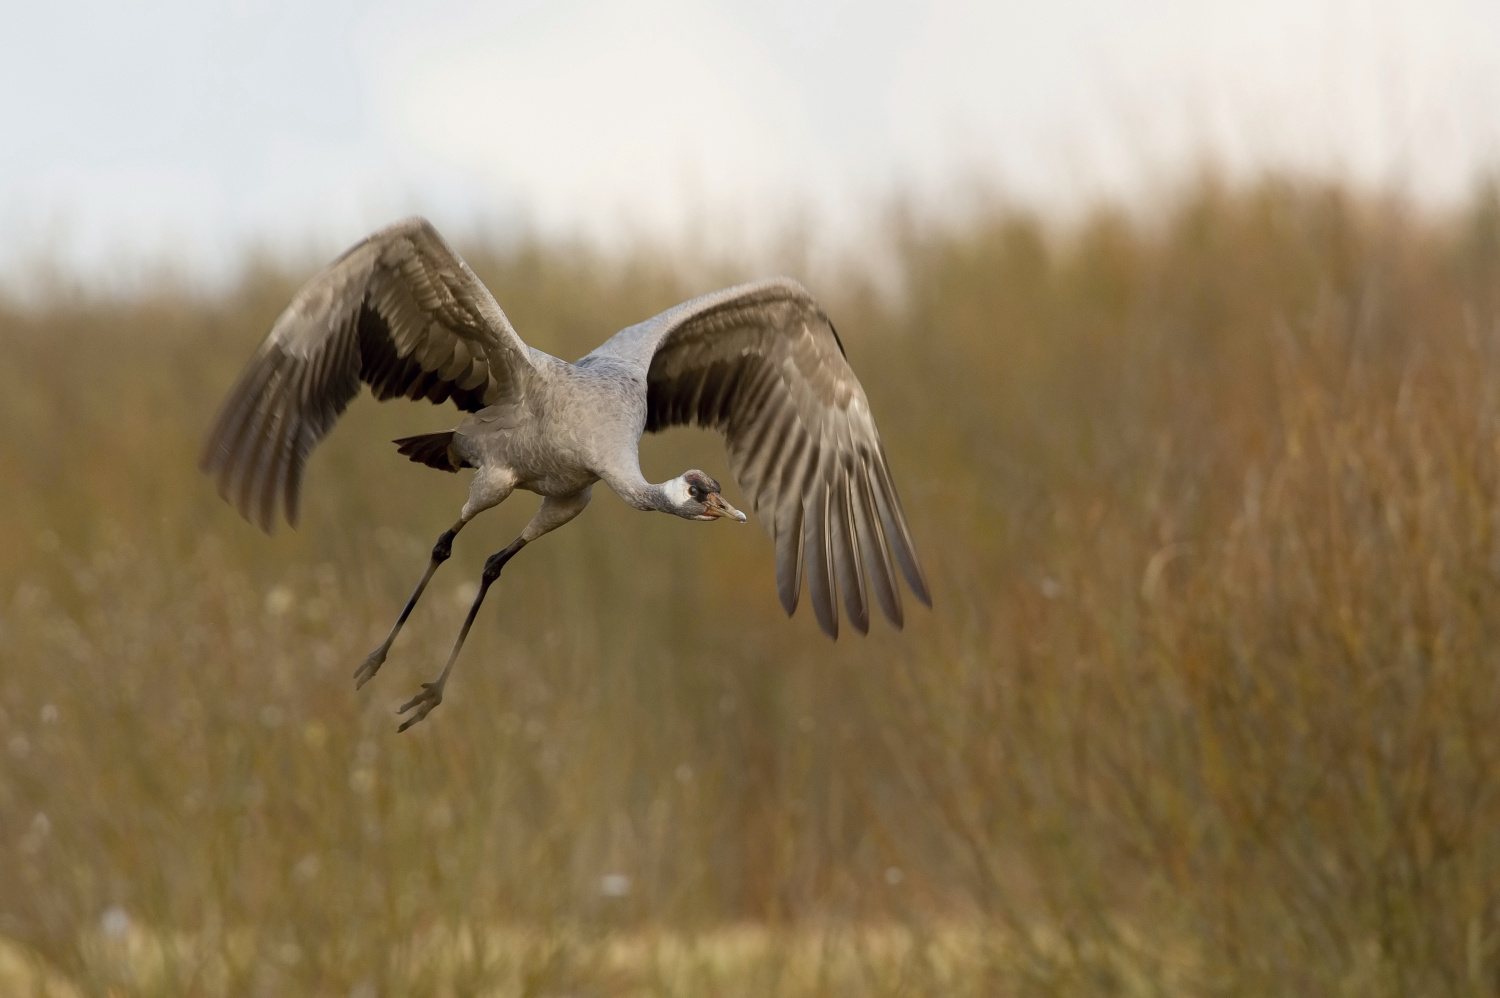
[{"left": 690, "top": 484, "right": 706, "bottom": 501}]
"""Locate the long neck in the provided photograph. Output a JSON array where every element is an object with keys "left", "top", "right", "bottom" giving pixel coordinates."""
[{"left": 603, "top": 466, "right": 677, "bottom": 514}]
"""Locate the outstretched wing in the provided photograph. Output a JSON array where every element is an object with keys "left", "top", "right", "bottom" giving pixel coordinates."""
[
  {"left": 201, "top": 217, "right": 536, "bottom": 531},
  {"left": 591, "top": 277, "right": 929, "bottom": 638}
]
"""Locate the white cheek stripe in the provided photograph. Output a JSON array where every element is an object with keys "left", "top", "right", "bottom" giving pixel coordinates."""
[{"left": 663, "top": 476, "right": 692, "bottom": 507}]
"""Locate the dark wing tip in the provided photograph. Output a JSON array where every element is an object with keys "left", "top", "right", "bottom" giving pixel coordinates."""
[
  {"left": 778, "top": 579, "right": 799, "bottom": 618},
  {"left": 903, "top": 560, "right": 931, "bottom": 607},
  {"left": 904, "top": 549, "right": 933, "bottom": 607},
  {"left": 200, "top": 341, "right": 324, "bottom": 534},
  {"left": 280, "top": 490, "right": 299, "bottom": 532},
  {"left": 803, "top": 483, "right": 839, "bottom": 640},
  {"left": 774, "top": 503, "right": 805, "bottom": 618}
]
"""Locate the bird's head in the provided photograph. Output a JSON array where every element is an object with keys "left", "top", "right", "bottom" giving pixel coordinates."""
[{"left": 665, "top": 470, "right": 747, "bottom": 522}]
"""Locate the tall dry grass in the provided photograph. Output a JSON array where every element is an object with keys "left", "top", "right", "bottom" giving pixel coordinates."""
[{"left": 4, "top": 175, "right": 1500, "bottom": 995}]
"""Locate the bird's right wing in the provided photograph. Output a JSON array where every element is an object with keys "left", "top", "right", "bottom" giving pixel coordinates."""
[
  {"left": 201, "top": 217, "right": 536, "bottom": 531},
  {"left": 590, "top": 278, "right": 929, "bottom": 638}
]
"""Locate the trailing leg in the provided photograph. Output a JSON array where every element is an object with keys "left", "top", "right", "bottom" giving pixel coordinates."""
[
  {"left": 396, "top": 537, "right": 525, "bottom": 731},
  {"left": 396, "top": 488, "right": 593, "bottom": 732},
  {"left": 356, "top": 465, "right": 516, "bottom": 690},
  {"left": 354, "top": 518, "right": 465, "bottom": 689}
]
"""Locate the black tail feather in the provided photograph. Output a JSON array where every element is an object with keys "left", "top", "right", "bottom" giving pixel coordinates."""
[{"left": 393, "top": 432, "right": 471, "bottom": 472}]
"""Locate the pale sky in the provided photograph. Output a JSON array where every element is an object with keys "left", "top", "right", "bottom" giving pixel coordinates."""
[{"left": 4, "top": 0, "right": 1499, "bottom": 285}]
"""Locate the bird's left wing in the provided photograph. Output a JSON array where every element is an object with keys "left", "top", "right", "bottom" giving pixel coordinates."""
[{"left": 589, "top": 278, "right": 929, "bottom": 638}]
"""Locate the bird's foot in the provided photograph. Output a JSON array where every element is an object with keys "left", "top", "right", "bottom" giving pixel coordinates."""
[
  {"left": 396, "top": 680, "right": 444, "bottom": 732},
  {"left": 354, "top": 647, "right": 388, "bottom": 690}
]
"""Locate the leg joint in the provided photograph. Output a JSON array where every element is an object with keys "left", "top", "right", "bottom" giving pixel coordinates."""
[
  {"left": 431, "top": 529, "right": 456, "bottom": 563},
  {"left": 481, "top": 539, "right": 524, "bottom": 582}
]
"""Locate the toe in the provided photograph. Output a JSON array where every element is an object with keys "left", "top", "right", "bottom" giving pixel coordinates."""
[
  {"left": 354, "top": 650, "right": 386, "bottom": 687},
  {"left": 397, "top": 683, "right": 442, "bottom": 715}
]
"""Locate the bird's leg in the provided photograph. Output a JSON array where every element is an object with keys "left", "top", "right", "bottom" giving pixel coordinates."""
[
  {"left": 395, "top": 490, "right": 592, "bottom": 732},
  {"left": 355, "top": 518, "right": 466, "bottom": 690},
  {"left": 397, "top": 536, "right": 526, "bottom": 732}
]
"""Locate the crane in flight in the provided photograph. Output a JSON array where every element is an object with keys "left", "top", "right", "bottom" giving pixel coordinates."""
[{"left": 202, "top": 218, "right": 929, "bottom": 730}]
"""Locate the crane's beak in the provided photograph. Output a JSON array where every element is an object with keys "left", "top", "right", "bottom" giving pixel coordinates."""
[{"left": 704, "top": 493, "right": 747, "bottom": 522}]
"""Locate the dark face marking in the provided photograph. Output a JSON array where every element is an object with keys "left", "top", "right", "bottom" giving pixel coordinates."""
[{"left": 684, "top": 471, "right": 721, "bottom": 505}]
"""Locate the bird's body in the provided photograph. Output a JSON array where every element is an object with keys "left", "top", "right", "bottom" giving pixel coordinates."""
[
  {"left": 454, "top": 356, "right": 641, "bottom": 507},
  {"left": 202, "top": 217, "right": 928, "bottom": 729}
]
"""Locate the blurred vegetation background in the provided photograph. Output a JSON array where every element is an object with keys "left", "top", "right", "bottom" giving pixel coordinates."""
[{"left": 5, "top": 173, "right": 1500, "bottom": 995}]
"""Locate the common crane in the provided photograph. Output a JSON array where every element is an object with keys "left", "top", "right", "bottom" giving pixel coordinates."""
[{"left": 202, "top": 218, "right": 929, "bottom": 730}]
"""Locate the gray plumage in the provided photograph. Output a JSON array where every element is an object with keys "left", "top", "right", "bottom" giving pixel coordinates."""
[{"left": 201, "top": 217, "right": 928, "bottom": 729}]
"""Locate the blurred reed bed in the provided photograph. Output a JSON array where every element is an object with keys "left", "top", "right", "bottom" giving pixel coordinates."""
[{"left": 3, "top": 175, "right": 1500, "bottom": 995}]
